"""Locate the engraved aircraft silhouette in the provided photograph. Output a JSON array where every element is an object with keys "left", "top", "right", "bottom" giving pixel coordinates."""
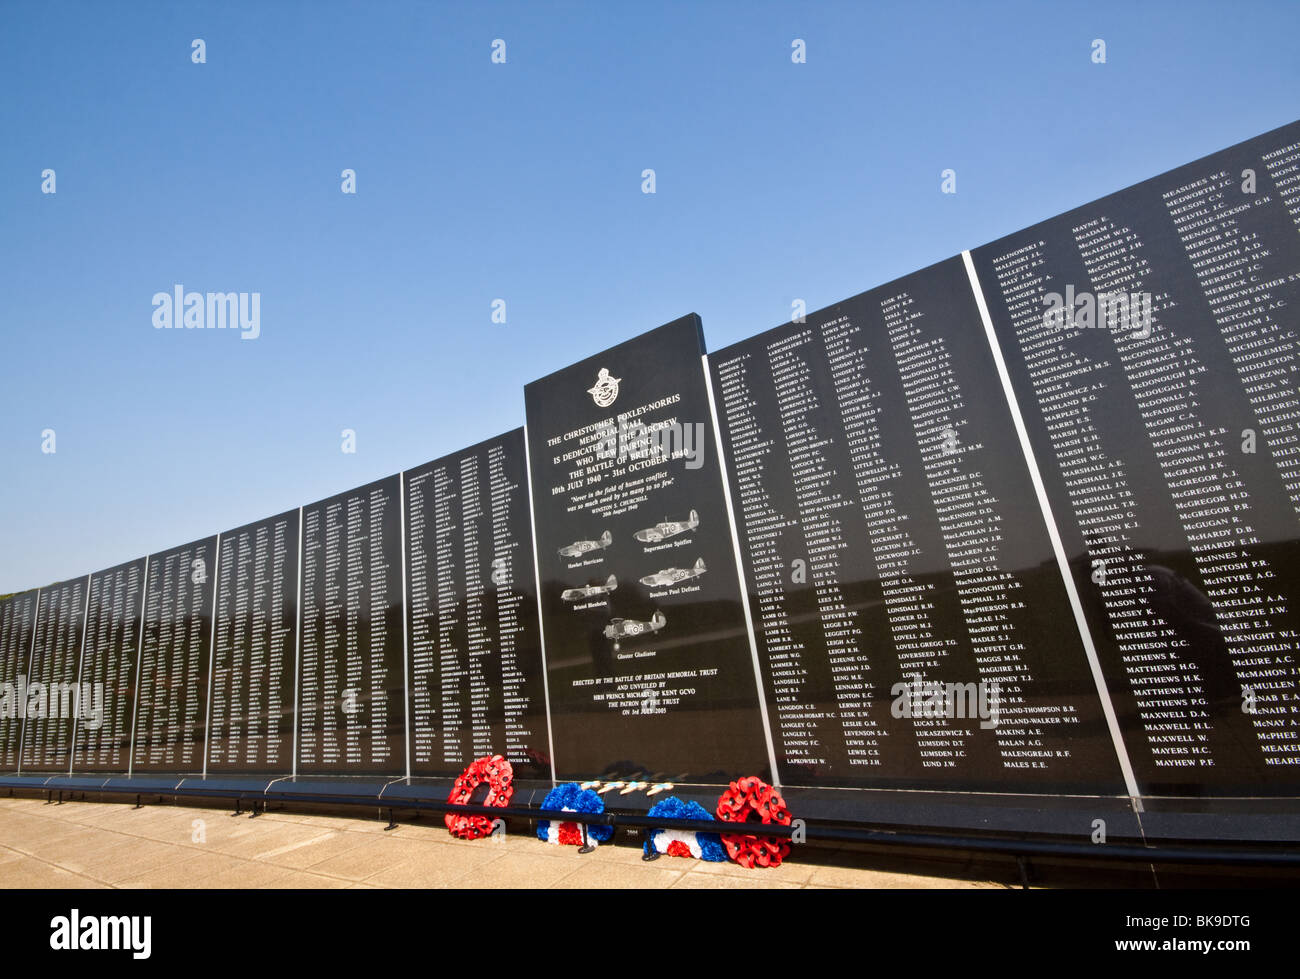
[
  {"left": 633, "top": 510, "right": 699, "bottom": 543},
  {"left": 558, "top": 530, "right": 613, "bottom": 558},
  {"left": 604, "top": 610, "right": 667, "bottom": 650},
  {"left": 639, "top": 558, "right": 706, "bottom": 588},
  {"left": 560, "top": 575, "right": 618, "bottom": 602}
]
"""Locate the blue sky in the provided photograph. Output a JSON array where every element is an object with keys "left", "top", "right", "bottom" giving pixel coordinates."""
[{"left": 2, "top": 0, "right": 1297, "bottom": 593}]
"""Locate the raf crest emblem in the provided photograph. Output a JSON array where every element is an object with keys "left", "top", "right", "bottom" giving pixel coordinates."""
[{"left": 587, "top": 368, "right": 621, "bottom": 408}]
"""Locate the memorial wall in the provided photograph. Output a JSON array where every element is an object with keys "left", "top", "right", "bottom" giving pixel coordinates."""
[
  {"left": 403, "top": 430, "right": 549, "bottom": 780},
  {"left": 524, "top": 316, "right": 772, "bottom": 783},
  {"left": 968, "top": 120, "right": 1300, "bottom": 796},
  {"left": 0, "top": 590, "right": 39, "bottom": 772},
  {"left": 298, "top": 478, "right": 403, "bottom": 775},
  {"left": 208, "top": 510, "right": 299, "bottom": 774},
  {"left": 132, "top": 537, "right": 217, "bottom": 774},
  {"left": 3, "top": 120, "right": 1298, "bottom": 831},
  {"left": 71, "top": 558, "right": 146, "bottom": 773},
  {"left": 708, "top": 256, "right": 1129, "bottom": 795},
  {"left": 20, "top": 575, "right": 87, "bottom": 773}
]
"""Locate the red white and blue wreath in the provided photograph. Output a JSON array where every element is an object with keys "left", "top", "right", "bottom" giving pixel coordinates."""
[
  {"left": 643, "top": 796, "right": 727, "bottom": 861},
  {"left": 536, "top": 782, "right": 614, "bottom": 847}
]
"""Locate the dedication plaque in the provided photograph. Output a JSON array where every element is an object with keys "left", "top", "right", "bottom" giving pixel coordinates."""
[
  {"left": 298, "top": 476, "right": 405, "bottom": 775},
  {"left": 20, "top": 575, "right": 87, "bottom": 772},
  {"left": 0, "top": 590, "right": 39, "bottom": 772},
  {"left": 403, "top": 431, "right": 550, "bottom": 779},
  {"left": 208, "top": 510, "right": 299, "bottom": 773},
  {"left": 525, "top": 315, "right": 772, "bottom": 783},
  {"left": 969, "top": 120, "right": 1300, "bottom": 795},
  {"left": 71, "top": 558, "right": 146, "bottom": 772},
  {"left": 710, "top": 257, "right": 1128, "bottom": 794},
  {"left": 132, "top": 536, "right": 217, "bottom": 773}
]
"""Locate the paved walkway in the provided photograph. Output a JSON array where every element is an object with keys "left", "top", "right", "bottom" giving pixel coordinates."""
[{"left": 0, "top": 795, "right": 1005, "bottom": 889}]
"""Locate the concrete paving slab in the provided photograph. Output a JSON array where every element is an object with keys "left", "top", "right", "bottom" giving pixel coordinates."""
[
  {"left": 301, "top": 836, "right": 419, "bottom": 881},
  {"left": 0, "top": 798, "right": 1010, "bottom": 889}
]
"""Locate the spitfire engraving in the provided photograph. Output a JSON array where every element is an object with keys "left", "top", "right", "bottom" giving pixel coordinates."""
[{"left": 633, "top": 509, "right": 699, "bottom": 544}]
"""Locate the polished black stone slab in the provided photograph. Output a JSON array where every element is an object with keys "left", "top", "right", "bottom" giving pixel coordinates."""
[
  {"left": 297, "top": 476, "right": 404, "bottom": 775},
  {"left": 131, "top": 536, "right": 217, "bottom": 774},
  {"left": 524, "top": 315, "right": 771, "bottom": 783},
  {"left": 710, "top": 256, "right": 1130, "bottom": 796},
  {"left": 970, "top": 119, "right": 1300, "bottom": 796},
  {"left": 402, "top": 430, "right": 550, "bottom": 780},
  {"left": 0, "top": 590, "right": 39, "bottom": 774},
  {"left": 207, "top": 511, "right": 299, "bottom": 774},
  {"left": 20, "top": 575, "right": 88, "bottom": 773},
  {"left": 71, "top": 558, "right": 146, "bottom": 773}
]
